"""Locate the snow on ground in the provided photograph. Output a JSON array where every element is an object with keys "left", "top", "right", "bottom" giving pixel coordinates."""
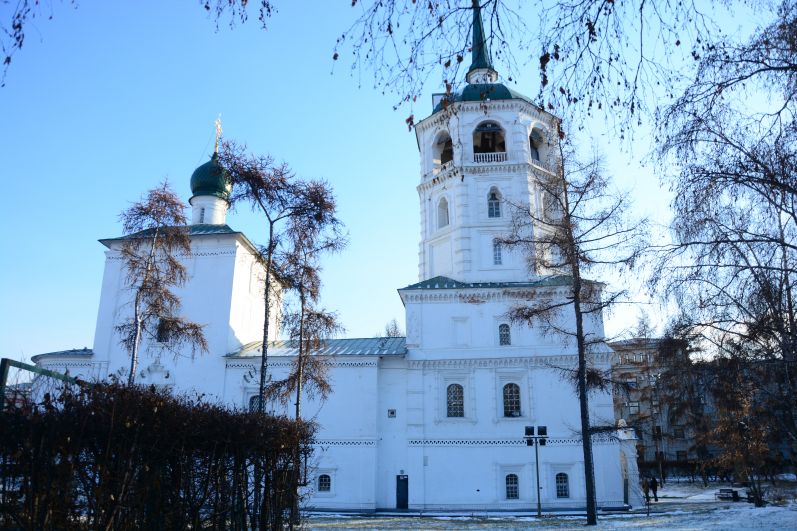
[
  {"left": 303, "top": 482, "right": 797, "bottom": 530},
  {"left": 304, "top": 504, "right": 797, "bottom": 530}
]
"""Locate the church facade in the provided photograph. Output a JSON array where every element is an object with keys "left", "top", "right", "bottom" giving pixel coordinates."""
[{"left": 33, "top": 7, "right": 640, "bottom": 513}]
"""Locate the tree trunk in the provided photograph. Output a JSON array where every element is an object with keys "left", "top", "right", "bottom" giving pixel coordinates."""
[
  {"left": 561, "top": 171, "right": 598, "bottom": 525},
  {"left": 572, "top": 273, "right": 598, "bottom": 525},
  {"left": 127, "top": 227, "right": 159, "bottom": 386},
  {"left": 258, "top": 220, "right": 276, "bottom": 411}
]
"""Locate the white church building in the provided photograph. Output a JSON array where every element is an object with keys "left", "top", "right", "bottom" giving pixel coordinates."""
[{"left": 33, "top": 6, "right": 640, "bottom": 513}]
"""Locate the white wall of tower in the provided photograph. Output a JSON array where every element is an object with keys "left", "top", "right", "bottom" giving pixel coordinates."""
[{"left": 414, "top": 101, "right": 561, "bottom": 284}]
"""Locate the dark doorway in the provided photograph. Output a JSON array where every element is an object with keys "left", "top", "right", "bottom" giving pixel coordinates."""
[{"left": 396, "top": 475, "right": 408, "bottom": 509}]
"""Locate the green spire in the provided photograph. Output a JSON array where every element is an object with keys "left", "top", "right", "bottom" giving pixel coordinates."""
[{"left": 468, "top": 0, "right": 493, "bottom": 73}]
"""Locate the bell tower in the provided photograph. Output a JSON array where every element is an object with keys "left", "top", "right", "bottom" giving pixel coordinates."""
[{"left": 413, "top": 2, "right": 561, "bottom": 284}]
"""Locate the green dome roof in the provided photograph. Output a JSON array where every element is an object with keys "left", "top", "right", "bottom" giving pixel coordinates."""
[
  {"left": 190, "top": 152, "right": 231, "bottom": 201},
  {"left": 433, "top": 83, "right": 537, "bottom": 113}
]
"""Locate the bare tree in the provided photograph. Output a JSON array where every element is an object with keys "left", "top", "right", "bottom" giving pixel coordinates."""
[
  {"left": 382, "top": 318, "right": 403, "bottom": 338},
  {"left": 115, "top": 182, "right": 207, "bottom": 386},
  {"left": 262, "top": 193, "right": 345, "bottom": 526},
  {"left": 219, "top": 141, "right": 314, "bottom": 412},
  {"left": 502, "top": 129, "right": 646, "bottom": 525},
  {"left": 268, "top": 182, "right": 347, "bottom": 419},
  {"left": 651, "top": 0, "right": 797, "bottom": 448}
]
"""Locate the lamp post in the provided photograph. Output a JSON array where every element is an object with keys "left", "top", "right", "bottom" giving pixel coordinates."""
[{"left": 524, "top": 425, "right": 547, "bottom": 517}]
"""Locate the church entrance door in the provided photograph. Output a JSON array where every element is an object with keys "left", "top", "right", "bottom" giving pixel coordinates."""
[{"left": 396, "top": 475, "right": 408, "bottom": 509}]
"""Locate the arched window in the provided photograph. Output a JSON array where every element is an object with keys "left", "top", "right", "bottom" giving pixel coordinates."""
[
  {"left": 249, "top": 395, "right": 264, "bottom": 412},
  {"left": 437, "top": 197, "right": 450, "bottom": 228},
  {"left": 473, "top": 121, "right": 506, "bottom": 154},
  {"left": 446, "top": 383, "right": 464, "bottom": 417},
  {"left": 505, "top": 474, "right": 519, "bottom": 499},
  {"left": 503, "top": 383, "right": 521, "bottom": 417},
  {"left": 434, "top": 131, "right": 454, "bottom": 166},
  {"left": 499, "top": 323, "right": 511, "bottom": 345},
  {"left": 493, "top": 239, "right": 503, "bottom": 265},
  {"left": 318, "top": 474, "right": 332, "bottom": 492},
  {"left": 556, "top": 473, "right": 570, "bottom": 498},
  {"left": 530, "top": 129, "right": 544, "bottom": 161},
  {"left": 487, "top": 188, "right": 501, "bottom": 218}
]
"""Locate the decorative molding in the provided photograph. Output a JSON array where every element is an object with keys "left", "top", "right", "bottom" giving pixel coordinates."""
[
  {"left": 314, "top": 439, "right": 377, "bottom": 447},
  {"left": 408, "top": 435, "right": 619, "bottom": 447},
  {"left": 416, "top": 100, "right": 545, "bottom": 133},
  {"left": 419, "top": 162, "right": 554, "bottom": 188},
  {"left": 409, "top": 438, "right": 524, "bottom": 447},
  {"left": 407, "top": 353, "right": 613, "bottom": 369},
  {"left": 40, "top": 361, "right": 96, "bottom": 370},
  {"left": 226, "top": 359, "right": 379, "bottom": 370},
  {"left": 107, "top": 249, "right": 237, "bottom": 261},
  {"left": 400, "top": 286, "right": 572, "bottom": 304}
]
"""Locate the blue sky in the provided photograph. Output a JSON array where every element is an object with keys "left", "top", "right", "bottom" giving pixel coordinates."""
[{"left": 0, "top": 1, "right": 760, "bottom": 363}]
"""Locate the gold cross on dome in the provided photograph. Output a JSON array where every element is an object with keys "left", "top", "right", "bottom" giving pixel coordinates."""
[{"left": 214, "top": 115, "right": 223, "bottom": 153}]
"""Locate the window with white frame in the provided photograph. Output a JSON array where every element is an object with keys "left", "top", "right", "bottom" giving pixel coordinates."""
[
  {"left": 488, "top": 188, "right": 501, "bottom": 218},
  {"left": 446, "top": 383, "right": 464, "bottom": 417},
  {"left": 437, "top": 197, "right": 450, "bottom": 228},
  {"left": 493, "top": 239, "right": 503, "bottom": 265},
  {"left": 503, "top": 383, "right": 521, "bottom": 417},
  {"left": 505, "top": 474, "right": 519, "bottom": 499},
  {"left": 499, "top": 323, "right": 511, "bottom": 346},
  {"left": 555, "top": 473, "right": 569, "bottom": 498},
  {"left": 318, "top": 474, "right": 331, "bottom": 492}
]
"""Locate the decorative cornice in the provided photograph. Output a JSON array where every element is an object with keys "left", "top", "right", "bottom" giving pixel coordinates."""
[
  {"left": 314, "top": 439, "right": 377, "bottom": 447},
  {"left": 416, "top": 100, "right": 543, "bottom": 133},
  {"left": 408, "top": 434, "right": 619, "bottom": 447},
  {"left": 419, "top": 161, "right": 555, "bottom": 188},
  {"left": 401, "top": 285, "right": 572, "bottom": 304},
  {"left": 407, "top": 352, "right": 613, "bottom": 369},
  {"left": 226, "top": 359, "right": 379, "bottom": 370},
  {"left": 107, "top": 249, "right": 237, "bottom": 261}
]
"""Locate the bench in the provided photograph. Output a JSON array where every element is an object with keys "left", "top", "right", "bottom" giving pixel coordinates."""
[{"left": 716, "top": 488, "right": 740, "bottom": 501}]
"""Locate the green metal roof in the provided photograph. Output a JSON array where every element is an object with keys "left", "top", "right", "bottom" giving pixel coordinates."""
[
  {"left": 31, "top": 347, "right": 94, "bottom": 364},
  {"left": 190, "top": 152, "right": 231, "bottom": 201},
  {"left": 227, "top": 337, "right": 407, "bottom": 358},
  {"left": 400, "top": 275, "right": 574, "bottom": 291},
  {"left": 99, "top": 224, "right": 239, "bottom": 247},
  {"left": 433, "top": 83, "right": 538, "bottom": 113}
]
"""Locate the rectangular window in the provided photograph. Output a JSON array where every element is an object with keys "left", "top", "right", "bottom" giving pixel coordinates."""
[
  {"left": 555, "top": 473, "right": 570, "bottom": 498},
  {"left": 499, "top": 324, "right": 511, "bottom": 346},
  {"left": 505, "top": 474, "right": 519, "bottom": 499},
  {"left": 493, "top": 240, "right": 502, "bottom": 265},
  {"left": 628, "top": 401, "right": 639, "bottom": 414},
  {"left": 673, "top": 427, "right": 685, "bottom": 439},
  {"left": 676, "top": 450, "right": 688, "bottom": 461}
]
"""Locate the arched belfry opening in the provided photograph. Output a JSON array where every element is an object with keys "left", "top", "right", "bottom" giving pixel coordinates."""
[
  {"left": 529, "top": 128, "right": 545, "bottom": 162},
  {"left": 473, "top": 121, "right": 506, "bottom": 162},
  {"left": 433, "top": 131, "right": 454, "bottom": 168}
]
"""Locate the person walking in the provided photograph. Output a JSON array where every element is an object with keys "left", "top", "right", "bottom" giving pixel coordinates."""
[
  {"left": 650, "top": 476, "right": 659, "bottom": 502},
  {"left": 642, "top": 477, "right": 650, "bottom": 503}
]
